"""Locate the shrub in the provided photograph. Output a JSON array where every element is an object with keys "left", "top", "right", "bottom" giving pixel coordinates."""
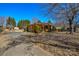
[{"left": 33, "top": 25, "right": 41, "bottom": 33}]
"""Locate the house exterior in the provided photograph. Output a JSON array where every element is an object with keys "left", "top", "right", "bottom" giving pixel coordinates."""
[
  {"left": 55, "top": 21, "right": 65, "bottom": 32},
  {"left": 55, "top": 26, "right": 65, "bottom": 32},
  {"left": 6, "top": 24, "right": 14, "bottom": 31},
  {"left": 28, "top": 23, "right": 53, "bottom": 32}
]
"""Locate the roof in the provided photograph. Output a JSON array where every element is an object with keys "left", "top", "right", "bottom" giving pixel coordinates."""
[{"left": 30, "top": 23, "right": 53, "bottom": 26}]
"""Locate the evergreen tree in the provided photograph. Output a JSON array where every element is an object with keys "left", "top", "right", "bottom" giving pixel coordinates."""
[{"left": 6, "top": 16, "right": 16, "bottom": 29}]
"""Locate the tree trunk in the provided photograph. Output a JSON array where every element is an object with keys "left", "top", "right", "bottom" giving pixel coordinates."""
[
  {"left": 69, "top": 20, "right": 72, "bottom": 34},
  {"left": 73, "top": 25, "right": 76, "bottom": 32},
  {"left": 26, "top": 26, "right": 28, "bottom": 32}
]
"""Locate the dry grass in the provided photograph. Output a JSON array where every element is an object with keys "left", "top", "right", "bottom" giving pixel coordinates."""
[
  {"left": 22, "top": 32, "right": 79, "bottom": 56},
  {"left": 0, "top": 32, "right": 79, "bottom": 56}
]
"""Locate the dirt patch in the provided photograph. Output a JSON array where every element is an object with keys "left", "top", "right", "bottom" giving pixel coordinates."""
[
  {"left": 3, "top": 43, "right": 52, "bottom": 56},
  {"left": 0, "top": 32, "right": 79, "bottom": 56}
]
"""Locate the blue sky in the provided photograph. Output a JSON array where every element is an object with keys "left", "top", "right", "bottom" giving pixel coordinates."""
[{"left": 0, "top": 3, "right": 55, "bottom": 24}]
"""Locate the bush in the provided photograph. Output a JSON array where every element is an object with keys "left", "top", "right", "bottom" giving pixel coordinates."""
[
  {"left": 52, "top": 26, "right": 56, "bottom": 31},
  {"left": 0, "top": 29, "right": 3, "bottom": 32},
  {"left": 61, "top": 26, "right": 65, "bottom": 31},
  {"left": 33, "top": 25, "right": 41, "bottom": 33}
]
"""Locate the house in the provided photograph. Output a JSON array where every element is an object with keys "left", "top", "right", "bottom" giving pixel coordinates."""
[
  {"left": 55, "top": 21, "right": 65, "bottom": 32},
  {"left": 6, "top": 25, "right": 14, "bottom": 30},
  {"left": 28, "top": 23, "right": 53, "bottom": 32},
  {"left": 14, "top": 27, "right": 24, "bottom": 32},
  {"left": 14, "top": 27, "right": 19, "bottom": 30},
  {"left": 55, "top": 26, "right": 65, "bottom": 32}
]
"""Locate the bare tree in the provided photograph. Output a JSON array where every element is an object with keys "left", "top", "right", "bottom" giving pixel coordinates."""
[
  {"left": 32, "top": 17, "right": 39, "bottom": 24},
  {"left": 73, "top": 16, "right": 79, "bottom": 32},
  {"left": 42, "top": 3, "right": 79, "bottom": 34},
  {"left": 0, "top": 16, "right": 5, "bottom": 26}
]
